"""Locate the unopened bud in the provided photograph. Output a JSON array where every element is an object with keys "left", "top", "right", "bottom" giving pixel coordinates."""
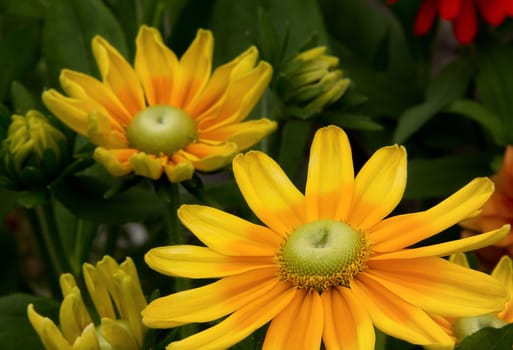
[
  {"left": 276, "top": 46, "right": 350, "bottom": 118},
  {"left": 0, "top": 110, "right": 68, "bottom": 189}
]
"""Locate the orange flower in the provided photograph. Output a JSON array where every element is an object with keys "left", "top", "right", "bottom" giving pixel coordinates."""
[{"left": 461, "top": 146, "right": 513, "bottom": 269}]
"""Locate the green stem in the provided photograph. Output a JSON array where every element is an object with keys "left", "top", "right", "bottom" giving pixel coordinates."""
[
  {"left": 34, "top": 199, "right": 71, "bottom": 276},
  {"left": 30, "top": 196, "right": 72, "bottom": 297},
  {"left": 160, "top": 182, "right": 198, "bottom": 338},
  {"left": 72, "top": 220, "right": 97, "bottom": 275},
  {"left": 163, "top": 182, "right": 183, "bottom": 245}
]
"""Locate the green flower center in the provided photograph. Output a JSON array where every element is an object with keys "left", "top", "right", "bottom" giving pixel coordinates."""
[
  {"left": 276, "top": 220, "right": 370, "bottom": 291},
  {"left": 126, "top": 105, "right": 198, "bottom": 155}
]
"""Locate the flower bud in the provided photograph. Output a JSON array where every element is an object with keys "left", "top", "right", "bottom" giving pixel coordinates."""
[
  {"left": 276, "top": 46, "right": 351, "bottom": 119},
  {"left": 0, "top": 110, "right": 68, "bottom": 189}
]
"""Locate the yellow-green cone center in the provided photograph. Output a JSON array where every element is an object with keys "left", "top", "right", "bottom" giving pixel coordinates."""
[
  {"left": 126, "top": 105, "right": 198, "bottom": 155},
  {"left": 277, "top": 220, "right": 369, "bottom": 291}
]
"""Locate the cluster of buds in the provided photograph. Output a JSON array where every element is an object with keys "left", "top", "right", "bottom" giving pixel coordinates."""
[
  {"left": 275, "top": 46, "right": 351, "bottom": 119},
  {"left": 0, "top": 110, "right": 68, "bottom": 190},
  {"left": 28, "top": 256, "right": 147, "bottom": 350}
]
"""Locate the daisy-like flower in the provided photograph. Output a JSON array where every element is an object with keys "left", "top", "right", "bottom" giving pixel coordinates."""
[
  {"left": 427, "top": 253, "right": 513, "bottom": 349},
  {"left": 28, "top": 256, "right": 147, "bottom": 350},
  {"left": 388, "top": 0, "right": 513, "bottom": 44},
  {"left": 142, "top": 125, "right": 509, "bottom": 350},
  {"left": 461, "top": 146, "right": 513, "bottom": 269},
  {"left": 43, "top": 25, "right": 276, "bottom": 183}
]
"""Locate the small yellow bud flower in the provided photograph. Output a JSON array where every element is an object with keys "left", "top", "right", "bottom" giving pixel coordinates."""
[
  {"left": 276, "top": 46, "right": 351, "bottom": 118},
  {"left": 27, "top": 256, "right": 147, "bottom": 350}
]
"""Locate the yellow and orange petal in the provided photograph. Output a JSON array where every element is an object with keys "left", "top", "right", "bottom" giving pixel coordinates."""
[
  {"left": 143, "top": 125, "right": 508, "bottom": 350},
  {"left": 43, "top": 25, "right": 276, "bottom": 183}
]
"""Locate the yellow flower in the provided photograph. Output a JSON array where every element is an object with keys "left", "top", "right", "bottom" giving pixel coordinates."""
[
  {"left": 426, "top": 253, "right": 513, "bottom": 349},
  {"left": 43, "top": 25, "right": 276, "bottom": 183},
  {"left": 142, "top": 125, "right": 510, "bottom": 350},
  {"left": 28, "top": 256, "right": 147, "bottom": 350}
]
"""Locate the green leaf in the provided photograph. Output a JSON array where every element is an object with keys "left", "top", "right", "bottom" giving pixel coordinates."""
[
  {"left": 0, "top": 0, "right": 45, "bottom": 18},
  {"left": 404, "top": 153, "right": 492, "bottom": 199},
  {"left": 456, "top": 323, "right": 513, "bottom": 350},
  {"left": 320, "top": 0, "right": 420, "bottom": 118},
  {"left": 445, "top": 99, "right": 506, "bottom": 146},
  {"left": 17, "top": 190, "right": 47, "bottom": 208},
  {"left": 394, "top": 59, "right": 474, "bottom": 143},
  {"left": 51, "top": 174, "right": 164, "bottom": 224},
  {"left": 277, "top": 120, "right": 311, "bottom": 181},
  {"left": 10, "top": 81, "right": 37, "bottom": 115},
  {"left": 0, "top": 24, "right": 40, "bottom": 101},
  {"left": 42, "top": 0, "right": 128, "bottom": 86},
  {"left": 475, "top": 45, "right": 513, "bottom": 144},
  {"left": 322, "top": 113, "right": 384, "bottom": 131},
  {"left": 0, "top": 293, "right": 60, "bottom": 350}
]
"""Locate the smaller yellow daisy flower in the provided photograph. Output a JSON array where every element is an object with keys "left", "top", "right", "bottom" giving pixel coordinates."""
[
  {"left": 43, "top": 25, "right": 276, "bottom": 183},
  {"left": 28, "top": 256, "right": 146, "bottom": 350}
]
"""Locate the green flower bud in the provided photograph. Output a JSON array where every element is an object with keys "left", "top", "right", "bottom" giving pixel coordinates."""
[
  {"left": 276, "top": 46, "right": 351, "bottom": 119},
  {"left": 0, "top": 110, "right": 68, "bottom": 190}
]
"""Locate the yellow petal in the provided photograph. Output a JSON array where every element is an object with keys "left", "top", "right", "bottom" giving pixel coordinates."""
[
  {"left": 202, "top": 61, "right": 272, "bottom": 129},
  {"left": 178, "top": 204, "right": 281, "bottom": 256},
  {"left": 112, "top": 270, "right": 147, "bottom": 347},
  {"left": 42, "top": 89, "right": 92, "bottom": 136},
  {"left": 83, "top": 263, "right": 116, "bottom": 319},
  {"left": 183, "top": 140, "right": 238, "bottom": 172},
  {"left": 129, "top": 152, "right": 164, "bottom": 179},
  {"left": 201, "top": 119, "right": 277, "bottom": 151},
  {"left": 59, "top": 273, "right": 78, "bottom": 296},
  {"left": 120, "top": 257, "right": 143, "bottom": 297},
  {"left": 321, "top": 287, "right": 375, "bottom": 350},
  {"left": 263, "top": 289, "right": 323, "bottom": 350},
  {"left": 27, "top": 304, "right": 72, "bottom": 350},
  {"left": 93, "top": 147, "right": 136, "bottom": 177},
  {"left": 71, "top": 324, "right": 100, "bottom": 350},
  {"left": 142, "top": 268, "right": 278, "bottom": 328},
  {"left": 135, "top": 25, "right": 179, "bottom": 106},
  {"left": 100, "top": 318, "right": 139, "bottom": 350},
  {"left": 348, "top": 145, "right": 407, "bottom": 231},
  {"left": 351, "top": 275, "right": 453, "bottom": 346},
  {"left": 145, "top": 245, "right": 275, "bottom": 278},
  {"left": 449, "top": 252, "right": 471, "bottom": 268},
  {"left": 167, "top": 281, "right": 296, "bottom": 350},
  {"left": 304, "top": 125, "right": 354, "bottom": 222},
  {"left": 59, "top": 289, "right": 92, "bottom": 343},
  {"left": 87, "top": 110, "right": 128, "bottom": 148},
  {"left": 494, "top": 256, "right": 513, "bottom": 322},
  {"left": 60, "top": 69, "right": 132, "bottom": 126},
  {"left": 369, "top": 177, "right": 495, "bottom": 252},
  {"left": 372, "top": 225, "right": 509, "bottom": 260},
  {"left": 188, "top": 46, "right": 258, "bottom": 119},
  {"left": 365, "top": 257, "right": 508, "bottom": 317},
  {"left": 163, "top": 156, "right": 195, "bottom": 183},
  {"left": 175, "top": 29, "right": 213, "bottom": 108},
  {"left": 92, "top": 36, "right": 145, "bottom": 118},
  {"left": 233, "top": 151, "right": 305, "bottom": 237}
]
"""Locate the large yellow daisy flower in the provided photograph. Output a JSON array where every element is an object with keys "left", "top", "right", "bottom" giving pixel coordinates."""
[
  {"left": 142, "top": 125, "right": 509, "bottom": 349},
  {"left": 43, "top": 25, "right": 276, "bottom": 183}
]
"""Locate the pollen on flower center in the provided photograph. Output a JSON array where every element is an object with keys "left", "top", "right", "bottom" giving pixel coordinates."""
[
  {"left": 126, "top": 105, "right": 198, "bottom": 155},
  {"left": 276, "top": 220, "right": 370, "bottom": 291}
]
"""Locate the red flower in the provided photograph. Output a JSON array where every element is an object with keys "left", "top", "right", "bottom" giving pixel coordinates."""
[{"left": 388, "top": 0, "right": 513, "bottom": 44}]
